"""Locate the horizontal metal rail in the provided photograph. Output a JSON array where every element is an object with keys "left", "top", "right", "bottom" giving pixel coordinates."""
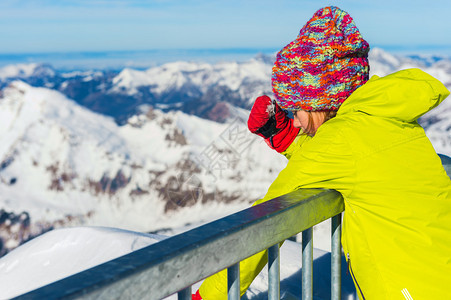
[{"left": 14, "top": 188, "right": 344, "bottom": 300}]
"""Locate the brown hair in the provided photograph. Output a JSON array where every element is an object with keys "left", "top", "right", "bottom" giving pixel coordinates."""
[{"left": 303, "top": 110, "right": 337, "bottom": 136}]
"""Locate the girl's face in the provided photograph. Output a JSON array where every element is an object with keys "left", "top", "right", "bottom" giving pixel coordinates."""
[
  {"left": 293, "top": 110, "right": 325, "bottom": 136},
  {"left": 293, "top": 110, "right": 310, "bottom": 132}
]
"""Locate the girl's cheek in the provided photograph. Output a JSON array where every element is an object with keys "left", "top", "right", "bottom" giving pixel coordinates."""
[{"left": 293, "top": 118, "right": 302, "bottom": 128}]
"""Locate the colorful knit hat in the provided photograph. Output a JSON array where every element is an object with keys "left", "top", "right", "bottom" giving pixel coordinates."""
[{"left": 272, "top": 6, "right": 370, "bottom": 111}]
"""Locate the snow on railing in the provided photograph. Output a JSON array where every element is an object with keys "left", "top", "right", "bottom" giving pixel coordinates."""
[{"left": 12, "top": 188, "right": 344, "bottom": 300}]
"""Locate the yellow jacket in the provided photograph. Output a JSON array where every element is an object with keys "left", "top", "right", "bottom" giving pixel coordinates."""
[{"left": 200, "top": 69, "right": 451, "bottom": 299}]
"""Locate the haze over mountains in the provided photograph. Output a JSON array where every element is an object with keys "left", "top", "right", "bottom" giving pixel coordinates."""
[{"left": 0, "top": 48, "right": 450, "bottom": 256}]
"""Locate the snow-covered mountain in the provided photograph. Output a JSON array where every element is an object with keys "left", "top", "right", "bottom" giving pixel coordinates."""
[
  {"left": 110, "top": 55, "right": 272, "bottom": 104},
  {"left": 0, "top": 81, "right": 286, "bottom": 256},
  {"left": 0, "top": 48, "right": 450, "bottom": 256}
]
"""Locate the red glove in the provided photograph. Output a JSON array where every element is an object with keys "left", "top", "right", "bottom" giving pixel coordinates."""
[
  {"left": 192, "top": 290, "right": 203, "bottom": 300},
  {"left": 248, "top": 95, "right": 300, "bottom": 153}
]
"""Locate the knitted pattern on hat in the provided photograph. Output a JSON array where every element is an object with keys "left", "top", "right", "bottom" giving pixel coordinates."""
[{"left": 272, "top": 6, "right": 370, "bottom": 111}]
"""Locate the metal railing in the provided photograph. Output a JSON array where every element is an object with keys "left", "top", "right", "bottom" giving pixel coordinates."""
[
  {"left": 12, "top": 156, "right": 451, "bottom": 300},
  {"left": 13, "top": 188, "right": 344, "bottom": 300}
]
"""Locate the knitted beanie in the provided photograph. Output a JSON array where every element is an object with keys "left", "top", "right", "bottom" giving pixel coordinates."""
[{"left": 272, "top": 6, "right": 370, "bottom": 111}]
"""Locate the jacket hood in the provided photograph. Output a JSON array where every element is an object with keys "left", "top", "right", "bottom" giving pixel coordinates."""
[{"left": 337, "top": 68, "right": 450, "bottom": 122}]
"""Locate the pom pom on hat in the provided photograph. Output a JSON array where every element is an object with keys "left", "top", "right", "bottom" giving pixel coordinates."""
[{"left": 272, "top": 6, "right": 370, "bottom": 111}]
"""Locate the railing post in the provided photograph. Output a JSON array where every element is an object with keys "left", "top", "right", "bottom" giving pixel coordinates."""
[
  {"left": 268, "top": 243, "right": 280, "bottom": 300},
  {"left": 302, "top": 227, "right": 313, "bottom": 300},
  {"left": 331, "top": 213, "right": 342, "bottom": 300},
  {"left": 228, "top": 263, "right": 240, "bottom": 300},
  {"left": 177, "top": 286, "right": 191, "bottom": 300}
]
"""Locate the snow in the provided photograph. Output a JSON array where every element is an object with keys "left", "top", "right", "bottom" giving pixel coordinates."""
[
  {"left": 0, "top": 81, "right": 139, "bottom": 224},
  {"left": 0, "top": 226, "right": 357, "bottom": 299},
  {"left": 0, "top": 227, "right": 164, "bottom": 299}
]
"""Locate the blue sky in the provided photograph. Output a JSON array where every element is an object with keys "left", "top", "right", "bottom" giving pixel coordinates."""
[{"left": 0, "top": 0, "right": 450, "bottom": 54}]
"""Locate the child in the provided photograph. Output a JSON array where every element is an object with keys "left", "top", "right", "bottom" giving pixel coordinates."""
[{"left": 194, "top": 6, "right": 451, "bottom": 300}]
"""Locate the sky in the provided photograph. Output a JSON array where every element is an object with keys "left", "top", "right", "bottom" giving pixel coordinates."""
[{"left": 0, "top": 0, "right": 450, "bottom": 55}]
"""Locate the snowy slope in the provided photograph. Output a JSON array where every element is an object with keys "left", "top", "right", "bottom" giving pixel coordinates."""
[
  {"left": 0, "top": 227, "right": 163, "bottom": 299},
  {"left": 0, "top": 226, "right": 357, "bottom": 299}
]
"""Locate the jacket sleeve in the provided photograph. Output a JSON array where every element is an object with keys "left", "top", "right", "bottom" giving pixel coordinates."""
[
  {"left": 280, "top": 133, "right": 311, "bottom": 160},
  {"left": 257, "top": 122, "right": 356, "bottom": 205}
]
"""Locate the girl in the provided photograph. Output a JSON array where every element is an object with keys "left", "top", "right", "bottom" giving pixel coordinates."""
[{"left": 195, "top": 6, "right": 451, "bottom": 299}]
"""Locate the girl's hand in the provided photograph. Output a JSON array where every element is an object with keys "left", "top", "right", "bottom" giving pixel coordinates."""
[{"left": 248, "top": 95, "right": 299, "bottom": 153}]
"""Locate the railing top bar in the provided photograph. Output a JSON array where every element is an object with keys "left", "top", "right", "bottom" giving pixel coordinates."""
[{"left": 14, "top": 188, "right": 344, "bottom": 300}]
